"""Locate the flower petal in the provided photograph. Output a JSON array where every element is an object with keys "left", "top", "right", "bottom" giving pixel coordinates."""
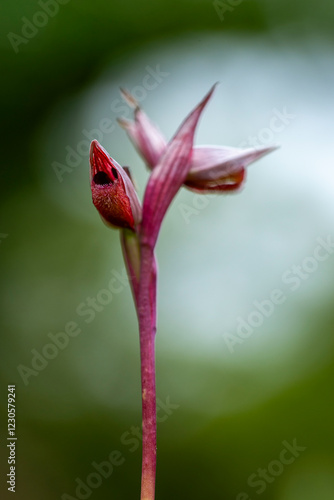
[
  {"left": 118, "top": 89, "right": 166, "bottom": 168},
  {"left": 90, "top": 140, "right": 141, "bottom": 230},
  {"left": 119, "top": 91, "right": 277, "bottom": 186},
  {"left": 184, "top": 168, "right": 246, "bottom": 193},
  {"left": 140, "top": 85, "right": 217, "bottom": 248},
  {"left": 118, "top": 89, "right": 278, "bottom": 197},
  {"left": 187, "top": 145, "right": 279, "bottom": 182}
]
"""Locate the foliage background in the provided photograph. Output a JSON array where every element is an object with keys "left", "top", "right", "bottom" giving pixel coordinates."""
[{"left": 1, "top": 0, "right": 334, "bottom": 498}]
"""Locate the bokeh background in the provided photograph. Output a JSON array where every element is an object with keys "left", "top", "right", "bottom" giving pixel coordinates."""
[{"left": 1, "top": 1, "right": 334, "bottom": 498}]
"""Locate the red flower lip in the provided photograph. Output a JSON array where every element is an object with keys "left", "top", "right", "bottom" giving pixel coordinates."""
[
  {"left": 89, "top": 140, "right": 141, "bottom": 230},
  {"left": 90, "top": 140, "right": 119, "bottom": 183}
]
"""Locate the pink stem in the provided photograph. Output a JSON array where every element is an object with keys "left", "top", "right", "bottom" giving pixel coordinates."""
[
  {"left": 120, "top": 229, "right": 140, "bottom": 305},
  {"left": 121, "top": 229, "right": 158, "bottom": 334},
  {"left": 138, "top": 243, "right": 157, "bottom": 500},
  {"left": 149, "top": 257, "right": 157, "bottom": 337}
]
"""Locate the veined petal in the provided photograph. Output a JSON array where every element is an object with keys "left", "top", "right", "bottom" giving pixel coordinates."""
[
  {"left": 187, "top": 145, "right": 279, "bottom": 181},
  {"left": 118, "top": 89, "right": 278, "bottom": 197},
  {"left": 90, "top": 140, "right": 141, "bottom": 230},
  {"left": 140, "top": 85, "right": 217, "bottom": 248},
  {"left": 118, "top": 89, "right": 166, "bottom": 168}
]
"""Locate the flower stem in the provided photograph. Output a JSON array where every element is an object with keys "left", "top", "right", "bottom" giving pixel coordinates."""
[
  {"left": 138, "top": 243, "right": 157, "bottom": 500},
  {"left": 120, "top": 229, "right": 141, "bottom": 305}
]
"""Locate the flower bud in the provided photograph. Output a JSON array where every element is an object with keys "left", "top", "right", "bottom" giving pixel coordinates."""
[{"left": 90, "top": 140, "right": 141, "bottom": 230}]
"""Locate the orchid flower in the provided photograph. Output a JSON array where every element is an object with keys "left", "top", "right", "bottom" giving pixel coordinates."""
[
  {"left": 89, "top": 84, "right": 277, "bottom": 500},
  {"left": 117, "top": 87, "right": 277, "bottom": 193}
]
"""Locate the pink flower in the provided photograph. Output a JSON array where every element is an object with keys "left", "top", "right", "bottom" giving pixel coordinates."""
[
  {"left": 90, "top": 140, "right": 141, "bottom": 230},
  {"left": 118, "top": 87, "right": 277, "bottom": 193},
  {"left": 89, "top": 85, "right": 278, "bottom": 500}
]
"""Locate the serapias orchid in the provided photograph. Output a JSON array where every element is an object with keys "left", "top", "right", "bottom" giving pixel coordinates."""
[
  {"left": 117, "top": 87, "right": 277, "bottom": 193},
  {"left": 89, "top": 84, "right": 277, "bottom": 500}
]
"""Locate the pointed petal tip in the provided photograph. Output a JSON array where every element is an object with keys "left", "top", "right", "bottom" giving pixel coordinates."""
[
  {"left": 89, "top": 139, "right": 101, "bottom": 164},
  {"left": 90, "top": 138, "right": 104, "bottom": 154},
  {"left": 197, "top": 83, "right": 218, "bottom": 111},
  {"left": 254, "top": 144, "right": 281, "bottom": 157},
  {"left": 231, "top": 144, "right": 279, "bottom": 171},
  {"left": 120, "top": 87, "right": 138, "bottom": 109},
  {"left": 174, "top": 83, "right": 219, "bottom": 142},
  {"left": 89, "top": 140, "right": 123, "bottom": 182},
  {"left": 117, "top": 117, "right": 132, "bottom": 130},
  {"left": 90, "top": 139, "right": 113, "bottom": 168},
  {"left": 260, "top": 144, "right": 280, "bottom": 152},
  {"left": 90, "top": 138, "right": 99, "bottom": 151}
]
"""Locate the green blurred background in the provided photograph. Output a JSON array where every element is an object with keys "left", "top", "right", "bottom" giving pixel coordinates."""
[{"left": 1, "top": 0, "right": 334, "bottom": 498}]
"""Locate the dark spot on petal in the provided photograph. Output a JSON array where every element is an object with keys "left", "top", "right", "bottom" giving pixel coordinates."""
[
  {"left": 111, "top": 167, "right": 118, "bottom": 180},
  {"left": 93, "top": 171, "right": 112, "bottom": 185}
]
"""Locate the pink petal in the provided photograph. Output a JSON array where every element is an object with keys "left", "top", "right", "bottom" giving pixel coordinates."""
[
  {"left": 118, "top": 89, "right": 278, "bottom": 195},
  {"left": 188, "top": 145, "right": 278, "bottom": 181},
  {"left": 140, "top": 85, "right": 217, "bottom": 248},
  {"left": 118, "top": 89, "right": 166, "bottom": 168}
]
